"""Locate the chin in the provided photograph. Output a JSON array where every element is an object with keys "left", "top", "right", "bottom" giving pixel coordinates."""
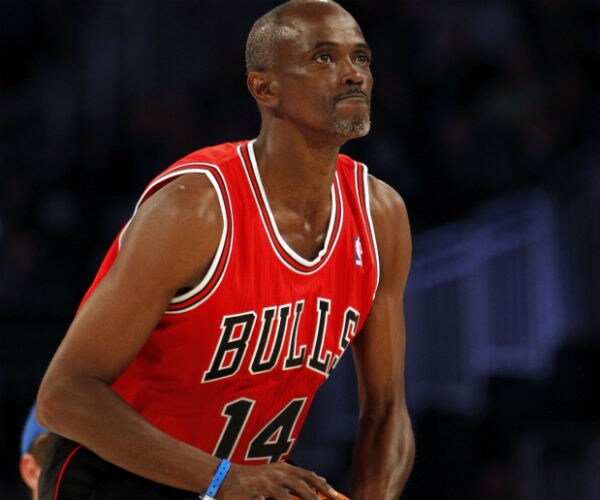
[{"left": 331, "top": 116, "right": 371, "bottom": 140}]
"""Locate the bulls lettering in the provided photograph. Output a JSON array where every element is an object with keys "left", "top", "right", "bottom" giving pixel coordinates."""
[
  {"left": 202, "top": 299, "right": 360, "bottom": 382},
  {"left": 251, "top": 305, "right": 291, "bottom": 374},
  {"left": 203, "top": 312, "right": 257, "bottom": 382},
  {"left": 307, "top": 299, "right": 332, "bottom": 375},
  {"left": 284, "top": 301, "right": 306, "bottom": 370}
]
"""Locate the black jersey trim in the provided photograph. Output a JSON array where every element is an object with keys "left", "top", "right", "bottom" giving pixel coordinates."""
[
  {"left": 121, "top": 163, "right": 234, "bottom": 314},
  {"left": 355, "top": 162, "right": 381, "bottom": 298},
  {"left": 238, "top": 141, "right": 343, "bottom": 275}
]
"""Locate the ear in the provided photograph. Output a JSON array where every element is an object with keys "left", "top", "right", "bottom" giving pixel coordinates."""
[
  {"left": 247, "top": 71, "right": 280, "bottom": 109},
  {"left": 19, "top": 453, "right": 41, "bottom": 492}
]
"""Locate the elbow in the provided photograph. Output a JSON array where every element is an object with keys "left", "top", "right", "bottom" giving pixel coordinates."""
[
  {"left": 36, "top": 377, "right": 58, "bottom": 430},
  {"left": 358, "top": 397, "right": 401, "bottom": 428},
  {"left": 398, "top": 405, "right": 415, "bottom": 468},
  {"left": 36, "top": 372, "right": 72, "bottom": 432},
  {"left": 359, "top": 399, "right": 414, "bottom": 452}
]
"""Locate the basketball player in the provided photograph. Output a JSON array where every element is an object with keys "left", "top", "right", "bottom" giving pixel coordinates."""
[
  {"left": 20, "top": 404, "right": 51, "bottom": 500},
  {"left": 36, "top": 1, "right": 415, "bottom": 498}
]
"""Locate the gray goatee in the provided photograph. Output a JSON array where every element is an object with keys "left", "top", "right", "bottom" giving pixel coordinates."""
[{"left": 331, "top": 115, "right": 371, "bottom": 138}]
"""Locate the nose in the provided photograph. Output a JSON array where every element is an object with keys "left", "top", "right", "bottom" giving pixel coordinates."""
[{"left": 339, "top": 57, "right": 364, "bottom": 86}]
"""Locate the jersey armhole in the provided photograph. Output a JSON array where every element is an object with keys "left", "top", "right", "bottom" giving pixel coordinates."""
[
  {"left": 356, "top": 162, "right": 381, "bottom": 299},
  {"left": 119, "top": 164, "right": 234, "bottom": 314}
]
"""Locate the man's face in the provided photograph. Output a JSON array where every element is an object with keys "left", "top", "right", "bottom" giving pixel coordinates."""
[{"left": 272, "top": 3, "right": 373, "bottom": 142}]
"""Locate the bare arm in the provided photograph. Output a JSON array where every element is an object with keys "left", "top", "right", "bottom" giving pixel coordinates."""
[
  {"left": 36, "top": 174, "right": 336, "bottom": 499},
  {"left": 350, "top": 176, "right": 415, "bottom": 499},
  {"left": 36, "top": 175, "right": 227, "bottom": 492}
]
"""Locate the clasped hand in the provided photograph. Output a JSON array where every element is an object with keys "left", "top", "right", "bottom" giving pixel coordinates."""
[{"left": 216, "top": 461, "right": 340, "bottom": 500}]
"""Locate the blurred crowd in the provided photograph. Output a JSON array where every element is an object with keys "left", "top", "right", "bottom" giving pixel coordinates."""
[
  {"left": 1, "top": 0, "right": 598, "bottom": 498},
  {"left": 1, "top": 0, "right": 597, "bottom": 319}
]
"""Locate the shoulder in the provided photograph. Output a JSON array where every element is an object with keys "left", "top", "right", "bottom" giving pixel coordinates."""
[
  {"left": 367, "top": 175, "right": 409, "bottom": 236},
  {"left": 335, "top": 152, "right": 408, "bottom": 228},
  {"left": 135, "top": 141, "right": 244, "bottom": 208},
  {"left": 335, "top": 155, "right": 410, "bottom": 252},
  {"left": 173, "top": 140, "right": 246, "bottom": 168},
  {"left": 116, "top": 172, "right": 224, "bottom": 291},
  {"left": 136, "top": 173, "right": 223, "bottom": 237},
  {"left": 142, "top": 141, "right": 247, "bottom": 220},
  {"left": 367, "top": 174, "right": 412, "bottom": 283}
]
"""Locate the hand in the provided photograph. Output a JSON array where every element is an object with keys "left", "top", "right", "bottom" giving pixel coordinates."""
[
  {"left": 217, "top": 461, "right": 340, "bottom": 500},
  {"left": 292, "top": 491, "right": 351, "bottom": 500}
]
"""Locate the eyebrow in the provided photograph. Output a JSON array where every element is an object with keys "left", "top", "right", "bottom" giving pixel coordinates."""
[{"left": 312, "top": 41, "right": 372, "bottom": 53}]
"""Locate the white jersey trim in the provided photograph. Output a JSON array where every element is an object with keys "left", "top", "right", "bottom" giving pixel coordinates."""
[
  {"left": 357, "top": 163, "right": 381, "bottom": 299},
  {"left": 118, "top": 164, "right": 232, "bottom": 313},
  {"left": 242, "top": 140, "right": 343, "bottom": 274}
]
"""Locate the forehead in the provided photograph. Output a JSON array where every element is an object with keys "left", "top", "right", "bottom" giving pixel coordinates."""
[{"left": 278, "top": 4, "right": 366, "bottom": 54}]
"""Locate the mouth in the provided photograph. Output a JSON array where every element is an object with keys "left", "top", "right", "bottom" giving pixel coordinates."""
[{"left": 334, "top": 92, "right": 369, "bottom": 104}]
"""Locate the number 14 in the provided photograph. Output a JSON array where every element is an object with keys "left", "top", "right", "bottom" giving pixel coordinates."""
[{"left": 213, "top": 398, "right": 306, "bottom": 463}]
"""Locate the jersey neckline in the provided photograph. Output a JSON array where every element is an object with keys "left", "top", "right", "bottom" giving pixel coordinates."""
[{"left": 238, "top": 140, "right": 344, "bottom": 274}]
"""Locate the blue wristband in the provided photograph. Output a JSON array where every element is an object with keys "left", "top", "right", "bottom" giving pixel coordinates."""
[{"left": 200, "top": 458, "right": 231, "bottom": 500}]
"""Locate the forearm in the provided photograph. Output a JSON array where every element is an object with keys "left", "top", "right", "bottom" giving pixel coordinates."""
[
  {"left": 351, "top": 405, "right": 415, "bottom": 500},
  {"left": 37, "top": 374, "right": 219, "bottom": 493}
]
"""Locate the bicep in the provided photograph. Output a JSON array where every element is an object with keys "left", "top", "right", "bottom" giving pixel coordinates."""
[
  {"left": 46, "top": 175, "right": 223, "bottom": 385},
  {"left": 351, "top": 177, "right": 411, "bottom": 412}
]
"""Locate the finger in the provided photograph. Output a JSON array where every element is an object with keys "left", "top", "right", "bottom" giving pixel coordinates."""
[
  {"left": 303, "top": 473, "right": 339, "bottom": 499},
  {"left": 271, "top": 486, "right": 297, "bottom": 500},
  {"left": 287, "top": 482, "right": 321, "bottom": 500}
]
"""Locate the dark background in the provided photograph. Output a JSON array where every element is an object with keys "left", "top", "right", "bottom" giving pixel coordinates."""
[{"left": 1, "top": 0, "right": 599, "bottom": 498}]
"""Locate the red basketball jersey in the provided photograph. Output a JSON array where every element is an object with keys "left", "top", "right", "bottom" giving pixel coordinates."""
[{"left": 82, "top": 140, "right": 379, "bottom": 464}]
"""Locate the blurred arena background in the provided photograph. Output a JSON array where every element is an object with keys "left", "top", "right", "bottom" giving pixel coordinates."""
[{"left": 1, "top": 0, "right": 598, "bottom": 498}]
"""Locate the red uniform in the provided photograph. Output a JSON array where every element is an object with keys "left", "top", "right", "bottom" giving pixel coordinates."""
[{"left": 83, "top": 140, "right": 379, "bottom": 464}]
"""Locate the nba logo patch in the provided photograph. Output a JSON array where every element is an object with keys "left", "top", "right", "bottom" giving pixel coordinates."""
[{"left": 354, "top": 236, "right": 363, "bottom": 266}]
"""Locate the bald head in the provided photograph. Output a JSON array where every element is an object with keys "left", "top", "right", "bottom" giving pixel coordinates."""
[{"left": 245, "top": 0, "right": 349, "bottom": 73}]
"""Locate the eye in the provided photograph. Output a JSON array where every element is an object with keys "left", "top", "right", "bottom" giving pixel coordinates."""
[
  {"left": 314, "top": 53, "right": 333, "bottom": 63},
  {"left": 353, "top": 53, "right": 371, "bottom": 66}
]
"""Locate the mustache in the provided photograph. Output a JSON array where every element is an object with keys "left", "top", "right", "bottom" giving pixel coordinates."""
[{"left": 333, "top": 87, "right": 370, "bottom": 103}]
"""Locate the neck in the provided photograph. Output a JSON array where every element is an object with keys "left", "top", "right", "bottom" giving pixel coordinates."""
[{"left": 252, "top": 123, "right": 343, "bottom": 211}]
